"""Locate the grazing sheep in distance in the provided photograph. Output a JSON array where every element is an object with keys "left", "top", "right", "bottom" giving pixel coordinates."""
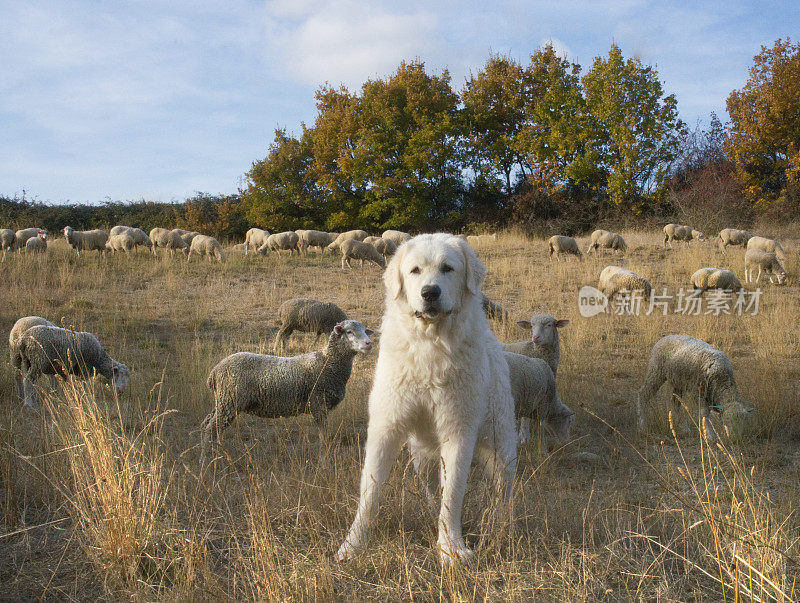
[
  {"left": 502, "top": 314, "right": 568, "bottom": 376},
  {"left": 188, "top": 234, "right": 226, "bottom": 262},
  {"left": 663, "top": 223, "right": 705, "bottom": 247},
  {"left": 690, "top": 268, "right": 743, "bottom": 295},
  {"left": 244, "top": 228, "right": 270, "bottom": 255},
  {"left": 716, "top": 228, "right": 753, "bottom": 254},
  {"left": 106, "top": 232, "right": 135, "bottom": 254},
  {"left": 746, "top": 236, "right": 786, "bottom": 262},
  {"left": 637, "top": 335, "right": 754, "bottom": 441},
  {"left": 1, "top": 229, "right": 16, "bottom": 259},
  {"left": 382, "top": 230, "right": 411, "bottom": 246},
  {"left": 15, "top": 228, "right": 47, "bottom": 251},
  {"left": 274, "top": 298, "right": 348, "bottom": 352},
  {"left": 744, "top": 248, "right": 787, "bottom": 285},
  {"left": 173, "top": 229, "right": 201, "bottom": 245},
  {"left": 371, "top": 237, "right": 397, "bottom": 260},
  {"left": 9, "top": 316, "right": 56, "bottom": 400},
  {"left": 587, "top": 229, "right": 627, "bottom": 254},
  {"left": 14, "top": 324, "right": 130, "bottom": 409},
  {"left": 466, "top": 233, "right": 497, "bottom": 247},
  {"left": 481, "top": 294, "right": 509, "bottom": 321},
  {"left": 363, "top": 236, "right": 381, "bottom": 245},
  {"left": 340, "top": 239, "right": 386, "bottom": 270},
  {"left": 150, "top": 228, "right": 189, "bottom": 256},
  {"left": 548, "top": 235, "right": 582, "bottom": 261},
  {"left": 325, "top": 230, "right": 369, "bottom": 254},
  {"left": 598, "top": 266, "right": 652, "bottom": 301},
  {"left": 63, "top": 226, "right": 109, "bottom": 255},
  {"left": 202, "top": 320, "right": 374, "bottom": 463},
  {"left": 25, "top": 233, "right": 48, "bottom": 254},
  {"left": 258, "top": 231, "right": 300, "bottom": 255},
  {"left": 297, "top": 230, "right": 336, "bottom": 254}
]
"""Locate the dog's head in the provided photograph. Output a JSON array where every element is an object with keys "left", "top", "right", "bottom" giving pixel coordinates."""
[{"left": 383, "top": 233, "right": 486, "bottom": 324}]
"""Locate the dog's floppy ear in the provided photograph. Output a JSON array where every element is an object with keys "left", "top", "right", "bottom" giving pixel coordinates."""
[
  {"left": 454, "top": 237, "right": 485, "bottom": 295},
  {"left": 383, "top": 243, "right": 406, "bottom": 299}
]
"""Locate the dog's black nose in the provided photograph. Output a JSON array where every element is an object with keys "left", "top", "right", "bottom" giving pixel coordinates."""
[{"left": 421, "top": 285, "right": 441, "bottom": 301}]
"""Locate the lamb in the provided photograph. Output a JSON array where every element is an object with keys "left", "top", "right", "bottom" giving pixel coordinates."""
[
  {"left": 258, "top": 231, "right": 300, "bottom": 255},
  {"left": 244, "top": 228, "right": 270, "bottom": 255},
  {"left": 744, "top": 248, "right": 787, "bottom": 285},
  {"left": 598, "top": 266, "right": 652, "bottom": 301},
  {"left": 340, "top": 239, "right": 386, "bottom": 270},
  {"left": 15, "top": 228, "right": 47, "bottom": 251},
  {"left": 370, "top": 237, "right": 397, "bottom": 260},
  {"left": 9, "top": 316, "right": 56, "bottom": 400},
  {"left": 297, "top": 230, "right": 336, "bottom": 254},
  {"left": 274, "top": 298, "right": 348, "bottom": 352},
  {"left": 481, "top": 294, "right": 509, "bottom": 321},
  {"left": 149, "top": 228, "right": 189, "bottom": 256},
  {"left": 690, "top": 268, "right": 743, "bottom": 295},
  {"left": 716, "top": 228, "right": 753, "bottom": 254},
  {"left": 24, "top": 233, "right": 48, "bottom": 254},
  {"left": 105, "top": 232, "right": 135, "bottom": 254},
  {"left": 746, "top": 236, "right": 786, "bottom": 262},
  {"left": 14, "top": 324, "right": 130, "bottom": 409},
  {"left": 663, "top": 223, "right": 705, "bottom": 247},
  {"left": 188, "top": 234, "right": 226, "bottom": 262},
  {"left": 506, "top": 352, "right": 574, "bottom": 454},
  {"left": 325, "top": 230, "right": 369, "bottom": 253},
  {"left": 587, "top": 229, "right": 627, "bottom": 254},
  {"left": 201, "top": 320, "right": 373, "bottom": 463},
  {"left": 173, "top": 229, "right": 201, "bottom": 245},
  {"left": 548, "top": 235, "right": 583, "bottom": 260},
  {"left": 502, "top": 314, "right": 569, "bottom": 376},
  {"left": 382, "top": 230, "right": 411, "bottom": 246},
  {"left": 1, "top": 229, "right": 16, "bottom": 259},
  {"left": 637, "top": 335, "right": 754, "bottom": 441},
  {"left": 62, "top": 226, "right": 109, "bottom": 255}
]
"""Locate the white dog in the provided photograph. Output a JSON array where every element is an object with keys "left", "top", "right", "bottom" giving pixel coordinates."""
[{"left": 336, "top": 233, "right": 518, "bottom": 565}]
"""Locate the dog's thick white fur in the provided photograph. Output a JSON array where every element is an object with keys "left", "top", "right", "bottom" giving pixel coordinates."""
[{"left": 336, "top": 233, "right": 518, "bottom": 565}]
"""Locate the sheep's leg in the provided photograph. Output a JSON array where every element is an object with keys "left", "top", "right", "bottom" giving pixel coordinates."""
[
  {"left": 518, "top": 416, "right": 532, "bottom": 445},
  {"left": 537, "top": 418, "right": 548, "bottom": 457},
  {"left": 200, "top": 407, "right": 236, "bottom": 465},
  {"left": 14, "top": 373, "right": 24, "bottom": 401},
  {"left": 755, "top": 267, "right": 762, "bottom": 283},
  {"left": 670, "top": 391, "right": 689, "bottom": 435},
  {"left": 700, "top": 405, "right": 716, "bottom": 443},
  {"left": 22, "top": 372, "right": 39, "bottom": 409},
  {"left": 341, "top": 256, "right": 347, "bottom": 271},
  {"left": 274, "top": 327, "right": 292, "bottom": 353},
  {"left": 637, "top": 368, "right": 664, "bottom": 432}
]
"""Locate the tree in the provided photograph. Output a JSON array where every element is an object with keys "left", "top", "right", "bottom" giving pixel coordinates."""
[{"left": 725, "top": 38, "right": 800, "bottom": 206}]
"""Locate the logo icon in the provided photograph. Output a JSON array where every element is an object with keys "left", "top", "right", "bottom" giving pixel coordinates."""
[{"left": 578, "top": 286, "right": 608, "bottom": 317}]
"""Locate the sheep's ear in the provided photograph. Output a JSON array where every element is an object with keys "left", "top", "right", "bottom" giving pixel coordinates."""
[
  {"left": 516, "top": 320, "right": 531, "bottom": 330},
  {"left": 334, "top": 325, "right": 343, "bottom": 335},
  {"left": 554, "top": 319, "right": 570, "bottom": 328},
  {"left": 383, "top": 244, "right": 406, "bottom": 299},
  {"left": 364, "top": 328, "right": 374, "bottom": 336},
  {"left": 455, "top": 237, "right": 485, "bottom": 295}
]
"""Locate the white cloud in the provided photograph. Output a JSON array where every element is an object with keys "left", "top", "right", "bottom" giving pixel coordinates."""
[{"left": 540, "top": 37, "right": 572, "bottom": 60}]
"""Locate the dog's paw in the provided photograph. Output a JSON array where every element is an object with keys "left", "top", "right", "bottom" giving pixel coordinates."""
[{"left": 438, "top": 541, "right": 474, "bottom": 566}]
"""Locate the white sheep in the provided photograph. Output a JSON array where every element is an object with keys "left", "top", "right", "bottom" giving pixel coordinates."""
[
  {"left": 259, "top": 231, "right": 300, "bottom": 255},
  {"left": 149, "top": 228, "right": 188, "bottom": 256},
  {"left": 637, "top": 335, "right": 754, "bottom": 441},
  {"left": 188, "top": 234, "right": 226, "bottom": 262},
  {"left": 690, "top": 268, "right": 743, "bottom": 294},
  {"left": 548, "top": 235, "right": 583, "bottom": 261},
  {"left": 382, "top": 230, "right": 411, "bottom": 246},
  {"left": 587, "top": 230, "right": 627, "bottom": 254},
  {"left": 9, "top": 316, "right": 56, "bottom": 400},
  {"left": 14, "top": 228, "right": 47, "bottom": 252},
  {"left": 598, "top": 266, "right": 652, "bottom": 301},
  {"left": 1, "top": 229, "right": 16, "bottom": 259},
  {"left": 105, "top": 232, "right": 135, "bottom": 254},
  {"left": 340, "top": 239, "right": 386, "bottom": 270},
  {"left": 663, "top": 223, "right": 705, "bottom": 247},
  {"left": 744, "top": 248, "right": 787, "bottom": 285},
  {"left": 502, "top": 314, "right": 569, "bottom": 375},
  {"left": 62, "top": 226, "right": 109, "bottom": 255},
  {"left": 466, "top": 233, "right": 498, "bottom": 247},
  {"left": 274, "top": 298, "right": 348, "bottom": 351},
  {"left": 244, "top": 228, "right": 270, "bottom": 255},
  {"left": 370, "top": 237, "right": 397, "bottom": 260},
  {"left": 297, "top": 230, "right": 336, "bottom": 254},
  {"left": 746, "top": 236, "right": 786, "bottom": 262},
  {"left": 14, "top": 324, "right": 130, "bottom": 409},
  {"left": 481, "top": 294, "right": 509, "bottom": 321},
  {"left": 325, "top": 229, "right": 369, "bottom": 253},
  {"left": 173, "top": 229, "right": 201, "bottom": 245},
  {"left": 716, "top": 228, "right": 753, "bottom": 254},
  {"left": 201, "top": 320, "right": 373, "bottom": 463},
  {"left": 24, "top": 233, "right": 48, "bottom": 254},
  {"left": 363, "top": 236, "right": 381, "bottom": 245}
]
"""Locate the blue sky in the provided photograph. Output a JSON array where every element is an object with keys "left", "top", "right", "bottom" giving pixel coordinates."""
[{"left": 0, "top": 0, "right": 795, "bottom": 204}]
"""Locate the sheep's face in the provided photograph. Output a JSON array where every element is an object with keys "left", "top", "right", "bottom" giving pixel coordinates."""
[
  {"left": 692, "top": 230, "right": 706, "bottom": 241},
  {"left": 544, "top": 408, "right": 575, "bottom": 444},
  {"left": 111, "top": 362, "right": 130, "bottom": 395},
  {"left": 774, "top": 271, "right": 787, "bottom": 285},
  {"left": 62, "top": 226, "right": 72, "bottom": 238},
  {"left": 334, "top": 321, "right": 374, "bottom": 353},
  {"left": 518, "top": 315, "right": 569, "bottom": 348}
]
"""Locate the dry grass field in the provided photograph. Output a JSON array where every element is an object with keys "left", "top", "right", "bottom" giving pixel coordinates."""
[{"left": 1, "top": 227, "right": 799, "bottom": 600}]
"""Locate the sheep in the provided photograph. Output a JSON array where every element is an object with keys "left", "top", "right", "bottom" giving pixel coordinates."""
[
  {"left": 481, "top": 294, "right": 509, "bottom": 321},
  {"left": 340, "top": 239, "right": 386, "bottom": 270},
  {"left": 273, "top": 298, "right": 348, "bottom": 352},
  {"left": 598, "top": 266, "right": 652, "bottom": 301},
  {"left": 363, "top": 236, "right": 381, "bottom": 245},
  {"left": 371, "top": 237, "right": 397, "bottom": 260},
  {"left": 587, "top": 229, "right": 627, "bottom": 254},
  {"left": 716, "top": 228, "right": 753, "bottom": 254},
  {"left": 201, "top": 320, "right": 373, "bottom": 462},
  {"left": 9, "top": 316, "right": 56, "bottom": 400},
  {"left": 663, "top": 223, "right": 705, "bottom": 247},
  {"left": 744, "top": 248, "right": 787, "bottom": 285},
  {"left": 690, "top": 268, "right": 743, "bottom": 295},
  {"left": 258, "top": 231, "right": 300, "bottom": 256},
  {"left": 382, "top": 230, "right": 411, "bottom": 246},
  {"left": 637, "top": 335, "right": 754, "bottom": 441},
  {"left": 502, "top": 314, "right": 569, "bottom": 376},
  {"left": 466, "top": 233, "right": 497, "bottom": 247},
  {"left": 548, "top": 235, "right": 583, "bottom": 261},
  {"left": 15, "top": 228, "right": 47, "bottom": 252},
  {"left": 1, "top": 228, "right": 16, "bottom": 259},
  {"left": 188, "top": 234, "right": 226, "bottom": 262},
  {"left": 127, "top": 227, "right": 152, "bottom": 250},
  {"left": 173, "top": 229, "right": 201, "bottom": 245},
  {"left": 14, "top": 325, "right": 130, "bottom": 409},
  {"left": 62, "top": 226, "right": 109, "bottom": 255},
  {"left": 244, "top": 228, "right": 270, "bottom": 255},
  {"left": 105, "top": 232, "right": 135, "bottom": 254},
  {"left": 297, "top": 230, "right": 336, "bottom": 254},
  {"left": 24, "top": 233, "right": 48, "bottom": 254},
  {"left": 325, "top": 230, "right": 369, "bottom": 254},
  {"left": 149, "top": 228, "right": 189, "bottom": 256},
  {"left": 746, "top": 236, "right": 786, "bottom": 262},
  {"left": 506, "top": 352, "right": 574, "bottom": 454}
]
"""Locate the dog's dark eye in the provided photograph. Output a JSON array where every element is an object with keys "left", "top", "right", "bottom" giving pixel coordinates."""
[
  {"left": 441, "top": 264, "right": 454, "bottom": 273},
  {"left": 410, "top": 267, "right": 420, "bottom": 274}
]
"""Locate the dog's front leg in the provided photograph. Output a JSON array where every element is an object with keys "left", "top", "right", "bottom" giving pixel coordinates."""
[{"left": 437, "top": 430, "right": 479, "bottom": 566}]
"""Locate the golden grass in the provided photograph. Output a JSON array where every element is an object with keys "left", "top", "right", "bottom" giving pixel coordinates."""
[{"left": 0, "top": 230, "right": 798, "bottom": 600}]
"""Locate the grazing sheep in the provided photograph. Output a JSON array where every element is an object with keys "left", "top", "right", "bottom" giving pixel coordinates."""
[
  {"left": 637, "top": 335, "right": 754, "bottom": 441},
  {"left": 274, "top": 298, "right": 348, "bottom": 352},
  {"left": 382, "top": 230, "right": 411, "bottom": 246},
  {"left": 244, "top": 228, "right": 270, "bottom": 255},
  {"left": 481, "top": 294, "right": 509, "bottom": 321},
  {"left": 371, "top": 237, "right": 397, "bottom": 260},
  {"left": 105, "top": 232, "right": 135, "bottom": 254},
  {"left": 15, "top": 228, "right": 47, "bottom": 251},
  {"left": 502, "top": 314, "right": 568, "bottom": 375},
  {"left": 548, "top": 235, "right": 583, "bottom": 261},
  {"left": 690, "top": 268, "right": 743, "bottom": 295},
  {"left": 150, "top": 228, "right": 189, "bottom": 256},
  {"left": 297, "top": 230, "right": 336, "bottom": 254},
  {"left": 506, "top": 352, "right": 574, "bottom": 453},
  {"left": 62, "top": 226, "right": 109, "bottom": 255},
  {"left": 173, "top": 229, "right": 201, "bottom": 245},
  {"left": 466, "top": 233, "right": 498, "bottom": 247},
  {"left": 9, "top": 316, "right": 56, "bottom": 400},
  {"left": 325, "top": 230, "right": 369, "bottom": 253},
  {"left": 188, "top": 234, "right": 226, "bottom": 262},
  {"left": 109, "top": 225, "right": 130, "bottom": 238},
  {"left": 340, "top": 239, "right": 386, "bottom": 270},
  {"left": 1, "top": 229, "right": 16, "bottom": 258},
  {"left": 598, "top": 266, "right": 652, "bottom": 301},
  {"left": 258, "top": 231, "right": 300, "bottom": 255},
  {"left": 363, "top": 236, "right": 381, "bottom": 245},
  {"left": 587, "top": 230, "right": 627, "bottom": 254},
  {"left": 24, "top": 233, "right": 48, "bottom": 254},
  {"left": 746, "top": 236, "right": 786, "bottom": 262},
  {"left": 126, "top": 227, "right": 152, "bottom": 250},
  {"left": 716, "top": 228, "right": 753, "bottom": 254},
  {"left": 744, "top": 248, "right": 787, "bottom": 285},
  {"left": 663, "top": 223, "right": 705, "bottom": 247},
  {"left": 15, "top": 325, "right": 130, "bottom": 409},
  {"left": 202, "top": 320, "right": 373, "bottom": 462}
]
